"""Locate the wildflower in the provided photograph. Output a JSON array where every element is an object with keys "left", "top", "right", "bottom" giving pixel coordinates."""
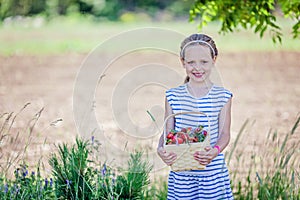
[
  {"left": 31, "top": 171, "right": 35, "bottom": 176},
  {"left": 112, "top": 172, "right": 116, "bottom": 186},
  {"left": 101, "top": 164, "right": 107, "bottom": 176},
  {"left": 66, "top": 179, "right": 72, "bottom": 188},
  {"left": 91, "top": 135, "right": 95, "bottom": 144},
  {"left": 21, "top": 165, "right": 28, "bottom": 177},
  {"left": 50, "top": 178, "right": 53, "bottom": 187},
  {"left": 14, "top": 169, "right": 19, "bottom": 178},
  {"left": 45, "top": 178, "right": 48, "bottom": 187},
  {"left": 22, "top": 170, "right": 28, "bottom": 177},
  {"left": 13, "top": 184, "right": 19, "bottom": 194},
  {"left": 112, "top": 177, "right": 115, "bottom": 186},
  {"left": 4, "top": 184, "right": 8, "bottom": 193}
]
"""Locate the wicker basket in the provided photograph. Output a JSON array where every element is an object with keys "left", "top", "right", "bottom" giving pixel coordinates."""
[{"left": 163, "top": 111, "right": 211, "bottom": 171}]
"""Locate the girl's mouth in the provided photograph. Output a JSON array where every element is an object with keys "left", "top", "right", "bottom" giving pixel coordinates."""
[{"left": 192, "top": 72, "right": 204, "bottom": 78}]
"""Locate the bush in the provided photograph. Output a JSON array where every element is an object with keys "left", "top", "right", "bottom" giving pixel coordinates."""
[{"left": 0, "top": 164, "right": 55, "bottom": 199}]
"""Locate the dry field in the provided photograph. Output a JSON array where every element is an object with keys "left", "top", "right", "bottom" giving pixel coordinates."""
[{"left": 0, "top": 50, "right": 299, "bottom": 177}]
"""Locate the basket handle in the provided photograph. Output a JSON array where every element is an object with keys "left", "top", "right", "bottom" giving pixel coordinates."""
[{"left": 163, "top": 111, "right": 211, "bottom": 146}]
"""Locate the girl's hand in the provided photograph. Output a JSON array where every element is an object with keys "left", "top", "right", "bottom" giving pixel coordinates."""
[
  {"left": 193, "top": 146, "right": 219, "bottom": 166},
  {"left": 157, "top": 147, "right": 177, "bottom": 166}
]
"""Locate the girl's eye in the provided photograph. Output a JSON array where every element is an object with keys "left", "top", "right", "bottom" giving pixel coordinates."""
[{"left": 201, "top": 61, "right": 208, "bottom": 64}]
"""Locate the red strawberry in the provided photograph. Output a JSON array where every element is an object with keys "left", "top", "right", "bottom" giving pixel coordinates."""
[
  {"left": 177, "top": 137, "right": 184, "bottom": 144},
  {"left": 178, "top": 132, "right": 189, "bottom": 142},
  {"left": 181, "top": 128, "right": 187, "bottom": 133},
  {"left": 203, "top": 130, "right": 207, "bottom": 136},
  {"left": 171, "top": 137, "right": 177, "bottom": 144},
  {"left": 167, "top": 133, "right": 174, "bottom": 139},
  {"left": 171, "top": 137, "right": 184, "bottom": 144}
]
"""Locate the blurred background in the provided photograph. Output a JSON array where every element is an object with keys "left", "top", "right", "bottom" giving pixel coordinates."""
[{"left": 0, "top": 0, "right": 192, "bottom": 22}]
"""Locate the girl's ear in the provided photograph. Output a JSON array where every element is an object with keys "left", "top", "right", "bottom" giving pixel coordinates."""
[
  {"left": 213, "top": 56, "right": 217, "bottom": 63},
  {"left": 180, "top": 57, "right": 185, "bottom": 67}
]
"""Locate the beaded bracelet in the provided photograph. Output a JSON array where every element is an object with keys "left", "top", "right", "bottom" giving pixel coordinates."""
[{"left": 214, "top": 145, "right": 221, "bottom": 154}]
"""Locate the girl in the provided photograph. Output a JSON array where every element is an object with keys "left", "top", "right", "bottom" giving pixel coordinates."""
[{"left": 157, "top": 33, "right": 234, "bottom": 199}]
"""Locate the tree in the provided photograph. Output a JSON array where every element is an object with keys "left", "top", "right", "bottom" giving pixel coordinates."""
[
  {"left": 0, "top": 0, "right": 46, "bottom": 19},
  {"left": 189, "top": 0, "right": 300, "bottom": 43}
]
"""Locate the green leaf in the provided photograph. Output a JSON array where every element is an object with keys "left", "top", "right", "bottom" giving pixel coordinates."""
[
  {"left": 255, "top": 22, "right": 264, "bottom": 33},
  {"left": 260, "top": 25, "right": 268, "bottom": 38},
  {"left": 292, "top": 20, "right": 300, "bottom": 39},
  {"left": 190, "top": 1, "right": 298, "bottom": 44}
]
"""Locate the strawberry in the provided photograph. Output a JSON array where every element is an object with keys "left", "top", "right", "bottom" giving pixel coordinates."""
[
  {"left": 181, "top": 128, "right": 187, "bottom": 133},
  {"left": 167, "top": 133, "right": 174, "bottom": 139},
  {"left": 177, "top": 137, "right": 184, "bottom": 144},
  {"left": 203, "top": 130, "right": 207, "bottom": 136},
  {"left": 171, "top": 137, "right": 177, "bottom": 144},
  {"left": 193, "top": 137, "right": 198, "bottom": 142},
  {"left": 178, "top": 132, "right": 189, "bottom": 142},
  {"left": 171, "top": 136, "right": 183, "bottom": 144},
  {"left": 166, "top": 139, "right": 173, "bottom": 145}
]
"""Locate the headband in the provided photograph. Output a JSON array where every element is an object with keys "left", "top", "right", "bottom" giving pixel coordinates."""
[{"left": 180, "top": 40, "right": 216, "bottom": 58}]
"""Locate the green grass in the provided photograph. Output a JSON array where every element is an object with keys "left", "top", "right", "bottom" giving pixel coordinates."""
[
  {"left": 1, "top": 105, "right": 299, "bottom": 199},
  {"left": 227, "top": 116, "right": 300, "bottom": 200},
  {"left": 0, "top": 16, "right": 299, "bottom": 56},
  {"left": 0, "top": 106, "right": 154, "bottom": 199}
]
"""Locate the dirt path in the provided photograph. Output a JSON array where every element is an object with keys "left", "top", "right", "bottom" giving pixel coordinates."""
[{"left": 0, "top": 51, "right": 299, "bottom": 174}]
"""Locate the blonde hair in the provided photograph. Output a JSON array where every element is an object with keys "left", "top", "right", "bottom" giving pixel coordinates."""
[{"left": 180, "top": 33, "right": 218, "bottom": 83}]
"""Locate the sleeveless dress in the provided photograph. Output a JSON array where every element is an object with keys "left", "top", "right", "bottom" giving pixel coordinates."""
[{"left": 165, "top": 83, "right": 234, "bottom": 200}]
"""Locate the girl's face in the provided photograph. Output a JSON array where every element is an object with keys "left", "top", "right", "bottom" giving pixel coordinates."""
[{"left": 182, "top": 45, "right": 215, "bottom": 84}]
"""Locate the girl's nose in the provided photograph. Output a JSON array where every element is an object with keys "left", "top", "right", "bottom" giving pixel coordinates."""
[{"left": 193, "top": 65, "right": 202, "bottom": 71}]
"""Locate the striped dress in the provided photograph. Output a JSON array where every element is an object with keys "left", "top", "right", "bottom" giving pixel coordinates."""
[{"left": 165, "top": 83, "right": 234, "bottom": 200}]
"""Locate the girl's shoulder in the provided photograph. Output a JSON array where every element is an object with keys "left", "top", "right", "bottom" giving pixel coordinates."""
[
  {"left": 166, "top": 84, "right": 186, "bottom": 94},
  {"left": 211, "top": 85, "right": 233, "bottom": 97}
]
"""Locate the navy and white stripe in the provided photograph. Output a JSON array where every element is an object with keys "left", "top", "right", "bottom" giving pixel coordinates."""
[{"left": 166, "top": 84, "right": 234, "bottom": 200}]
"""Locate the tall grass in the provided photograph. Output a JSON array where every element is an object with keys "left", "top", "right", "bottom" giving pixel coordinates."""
[
  {"left": 146, "top": 114, "right": 300, "bottom": 199},
  {"left": 0, "top": 136, "right": 153, "bottom": 199},
  {"left": 0, "top": 103, "right": 43, "bottom": 176},
  {"left": 0, "top": 104, "right": 55, "bottom": 199},
  {"left": 1, "top": 105, "right": 299, "bottom": 199},
  {"left": 228, "top": 115, "right": 300, "bottom": 199},
  {"left": 49, "top": 138, "right": 153, "bottom": 199},
  {"left": 0, "top": 164, "right": 54, "bottom": 199},
  {"left": 148, "top": 115, "right": 300, "bottom": 199},
  {"left": 0, "top": 105, "right": 154, "bottom": 199}
]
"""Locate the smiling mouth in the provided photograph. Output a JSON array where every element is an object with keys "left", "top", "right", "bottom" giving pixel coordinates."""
[{"left": 192, "top": 72, "right": 204, "bottom": 78}]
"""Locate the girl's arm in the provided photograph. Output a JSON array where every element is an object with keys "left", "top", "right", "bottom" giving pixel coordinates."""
[
  {"left": 194, "top": 98, "right": 232, "bottom": 165},
  {"left": 214, "top": 97, "right": 232, "bottom": 153},
  {"left": 157, "top": 98, "right": 174, "bottom": 148},
  {"left": 157, "top": 98, "right": 177, "bottom": 166}
]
